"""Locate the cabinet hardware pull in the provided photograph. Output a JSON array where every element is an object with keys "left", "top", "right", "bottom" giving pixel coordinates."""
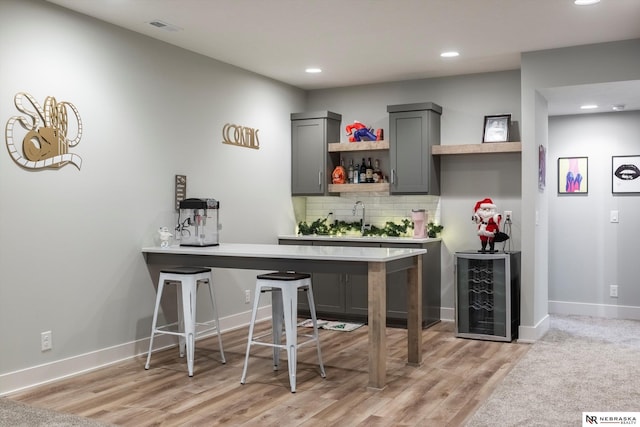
[
  {"left": 318, "top": 171, "right": 322, "bottom": 187},
  {"left": 391, "top": 169, "right": 396, "bottom": 184}
]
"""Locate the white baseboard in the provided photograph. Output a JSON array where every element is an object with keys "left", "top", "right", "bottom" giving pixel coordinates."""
[
  {"left": 517, "top": 314, "right": 550, "bottom": 343},
  {"left": 549, "top": 300, "right": 640, "bottom": 320},
  {"left": 440, "top": 306, "right": 455, "bottom": 322},
  {"left": 0, "top": 306, "right": 272, "bottom": 396}
]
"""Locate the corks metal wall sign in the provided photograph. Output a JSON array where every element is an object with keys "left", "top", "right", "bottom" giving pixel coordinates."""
[
  {"left": 5, "top": 92, "right": 83, "bottom": 170},
  {"left": 222, "top": 123, "right": 259, "bottom": 150}
]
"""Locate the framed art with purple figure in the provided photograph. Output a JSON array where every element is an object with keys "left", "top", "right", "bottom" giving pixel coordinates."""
[{"left": 558, "top": 156, "right": 588, "bottom": 195}]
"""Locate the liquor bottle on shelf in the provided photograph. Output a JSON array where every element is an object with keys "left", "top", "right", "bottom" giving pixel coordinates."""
[
  {"left": 373, "top": 159, "right": 382, "bottom": 183},
  {"left": 366, "top": 157, "right": 373, "bottom": 183},
  {"left": 347, "top": 158, "right": 354, "bottom": 183},
  {"left": 353, "top": 162, "right": 360, "bottom": 183},
  {"left": 359, "top": 158, "right": 367, "bottom": 183}
]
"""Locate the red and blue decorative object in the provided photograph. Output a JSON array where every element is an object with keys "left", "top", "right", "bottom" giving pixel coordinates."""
[{"left": 345, "top": 121, "right": 382, "bottom": 142}]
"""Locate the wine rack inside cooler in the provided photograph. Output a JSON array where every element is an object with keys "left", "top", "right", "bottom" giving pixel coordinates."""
[{"left": 455, "top": 251, "right": 520, "bottom": 342}]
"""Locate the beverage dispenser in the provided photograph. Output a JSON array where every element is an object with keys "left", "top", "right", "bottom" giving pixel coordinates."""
[{"left": 178, "top": 198, "right": 220, "bottom": 246}]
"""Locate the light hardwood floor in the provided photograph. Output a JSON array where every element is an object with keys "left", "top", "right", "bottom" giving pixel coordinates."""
[{"left": 9, "top": 321, "right": 529, "bottom": 426}]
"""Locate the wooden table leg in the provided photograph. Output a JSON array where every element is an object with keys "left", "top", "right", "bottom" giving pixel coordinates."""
[
  {"left": 407, "top": 255, "right": 423, "bottom": 366},
  {"left": 368, "top": 261, "right": 386, "bottom": 390}
]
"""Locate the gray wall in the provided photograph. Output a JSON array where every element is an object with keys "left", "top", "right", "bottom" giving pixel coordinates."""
[
  {"left": 0, "top": 0, "right": 304, "bottom": 392},
  {"left": 520, "top": 39, "right": 640, "bottom": 339},
  {"left": 3, "top": 0, "right": 640, "bottom": 394},
  {"left": 548, "top": 111, "right": 640, "bottom": 316},
  {"left": 306, "top": 71, "right": 523, "bottom": 314}
]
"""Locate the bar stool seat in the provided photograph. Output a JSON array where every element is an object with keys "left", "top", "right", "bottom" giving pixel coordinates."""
[
  {"left": 145, "top": 266, "right": 225, "bottom": 377},
  {"left": 240, "top": 271, "right": 325, "bottom": 393}
]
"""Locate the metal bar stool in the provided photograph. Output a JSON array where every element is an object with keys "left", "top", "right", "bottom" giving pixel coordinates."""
[
  {"left": 145, "top": 266, "right": 225, "bottom": 377},
  {"left": 240, "top": 271, "right": 325, "bottom": 393}
]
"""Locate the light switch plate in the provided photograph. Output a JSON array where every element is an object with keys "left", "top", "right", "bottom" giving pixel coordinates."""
[{"left": 610, "top": 210, "right": 619, "bottom": 223}]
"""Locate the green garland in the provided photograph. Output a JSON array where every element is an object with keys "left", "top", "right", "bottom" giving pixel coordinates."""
[
  {"left": 297, "top": 218, "right": 443, "bottom": 238},
  {"left": 427, "top": 222, "right": 443, "bottom": 238}
]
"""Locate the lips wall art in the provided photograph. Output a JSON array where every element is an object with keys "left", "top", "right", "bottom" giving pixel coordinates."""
[{"left": 612, "top": 155, "right": 640, "bottom": 194}]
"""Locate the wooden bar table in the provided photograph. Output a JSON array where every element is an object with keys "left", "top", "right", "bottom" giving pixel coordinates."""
[{"left": 142, "top": 243, "right": 425, "bottom": 390}]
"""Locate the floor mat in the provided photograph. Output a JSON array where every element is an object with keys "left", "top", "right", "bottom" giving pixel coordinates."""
[{"left": 298, "top": 319, "right": 364, "bottom": 332}]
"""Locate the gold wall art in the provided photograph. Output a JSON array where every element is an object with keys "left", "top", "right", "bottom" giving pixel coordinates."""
[
  {"left": 5, "top": 92, "right": 83, "bottom": 170},
  {"left": 222, "top": 123, "right": 259, "bottom": 150}
]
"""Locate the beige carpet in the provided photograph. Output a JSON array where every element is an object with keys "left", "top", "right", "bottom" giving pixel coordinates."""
[
  {"left": 0, "top": 398, "right": 112, "bottom": 427},
  {"left": 465, "top": 314, "right": 640, "bottom": 427}
]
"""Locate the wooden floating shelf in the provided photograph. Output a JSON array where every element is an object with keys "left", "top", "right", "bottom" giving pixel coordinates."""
[
  {"left": 328, "top": 140, "right": 389, "bottom": 152},
  {"left": 432, "top": 142, "right": 522, "bottom": 155},
  {"left": 328, "top": 183, "right": 390, "bottom": 193}
]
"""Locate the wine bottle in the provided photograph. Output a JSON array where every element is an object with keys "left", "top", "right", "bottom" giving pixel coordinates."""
[
  {"left": 353, "top": 162, "right": 360, "bottom": 183},
  {"left": 373, "top": 159, "right": 382, "bottom": 183},
  {"left": 366, "top": 157, "right": 373, "bottom": 183},
  {"left": 359, "top": 158, "right": 367, "bottom": 183},
  {"left": 348, "top": 159, "right": 354, "bottom": 183}
]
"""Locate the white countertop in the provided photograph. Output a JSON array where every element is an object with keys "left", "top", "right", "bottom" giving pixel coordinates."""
[
  {"left": 278, "top": 234, "right": 441, "bottom": 244},
  {"left": 142, "top": 242, "right": 426, "bottom": 262}
]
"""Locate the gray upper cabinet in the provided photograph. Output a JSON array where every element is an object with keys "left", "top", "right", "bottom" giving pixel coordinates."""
[
  {"left": 291, "top": 111, "right": 341, "bottom": 196},
  {"left": 387, "top": 102, "right": 442, "bottom": 195}
]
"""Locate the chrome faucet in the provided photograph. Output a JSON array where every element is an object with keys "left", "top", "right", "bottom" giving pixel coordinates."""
[{"left": 353, "top": 201, "right": 366, "bottom": 234}]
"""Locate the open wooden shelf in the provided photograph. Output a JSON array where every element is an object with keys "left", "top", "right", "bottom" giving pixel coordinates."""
[
  {"left": 328, "top": 183, "right": 390, "bottom": 193},
  {"left": 432, "top": 142, "right": 521, "bottom": 155},
  {"left": 328, "top": 140, "right": 389, "bottom": 152}
]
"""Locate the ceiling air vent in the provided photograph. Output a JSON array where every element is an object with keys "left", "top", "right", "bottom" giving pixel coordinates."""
[{"left": 148, "top": 20, "right": 182, "bottom": 32}]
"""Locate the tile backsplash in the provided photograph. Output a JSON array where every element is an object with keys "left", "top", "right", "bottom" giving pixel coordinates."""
[{"left": 294, "top": 194, "right": 440, "bottom": 228}]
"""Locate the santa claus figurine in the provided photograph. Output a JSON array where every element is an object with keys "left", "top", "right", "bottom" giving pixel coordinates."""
[{"left": 472, "top": 198, "right": 502, "bottom": 253}]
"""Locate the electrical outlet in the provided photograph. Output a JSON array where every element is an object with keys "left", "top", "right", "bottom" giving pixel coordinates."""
[
  {"left": 41, "top": 331, "right": 52, "bottom": 351},
  {"left": 504, "top": 210, "right": 512, "bottom": 221},
  {"left": 244, "top": 289, "right": 251, "bottom": 304},
  {"left": 610, "top": 285, "right": 618, "bottom": 298}
]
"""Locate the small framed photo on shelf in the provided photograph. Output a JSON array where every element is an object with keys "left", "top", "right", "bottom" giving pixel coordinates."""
[
  {"left": 612, "top": 155, "right": 640, "bottom": 194},
  {"left": 482, "top": 114, "right": 511, "bottom": 143},
  {"left": 558, "top": 156, "right": 588, "bottom": 195}
]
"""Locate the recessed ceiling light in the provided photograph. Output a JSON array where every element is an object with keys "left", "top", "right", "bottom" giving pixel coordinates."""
[
  {"left": 580, "top": 104, "right": 598, "bottom": 110},
  {"left": 440, "top": 51, "right": 460, "bottom": 58},
  {"left": 305, "top": 68, "right": 322, "bottom": 74},
  {"left": 574, "top": 0, "right": 600, "bottom": 5},
  {"left": 612, "top": 104, "right": 626, "bottom": 111}
]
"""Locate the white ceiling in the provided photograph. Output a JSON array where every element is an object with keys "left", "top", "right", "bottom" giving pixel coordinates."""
[{"left": 46, "top": 0, "right": 640, "bottom": 115}]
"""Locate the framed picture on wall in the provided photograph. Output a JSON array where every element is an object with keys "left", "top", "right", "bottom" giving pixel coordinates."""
[
  {"left": 612, "top": 155, "right": 640, "bottom": 194},
  {"left": 482, "top": 114, "right": 511, "bottom": 143},
  {"left": 558, "top": 156, "right": 588, "bottom": 194},
  {"left": 538, "top": 145, "right": 546, "bottom": 191}
]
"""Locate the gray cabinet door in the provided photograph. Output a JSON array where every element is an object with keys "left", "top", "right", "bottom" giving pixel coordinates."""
[
  {"left": 291, "top": 118, "right": 325, "bottom": 195},
  {"left": 387, "top": 269, "right": 409, "bottom": 320},
  {"left": 311, "top": 272, "right": 346, "bottom": 314},
  {"left": 385, "top": 240, "right": 441, "bottom": 328},
  {"left": 344, "top": 271, "right": 369, "bottom": 317},
  {"left": 388, "top": 103, "right": 441, "bottom": 195},
  {"left": 312, "top": 240, "right": 374, "bottom": 316},
  {"left": 291, "top": 111, "right": 341, "bottom": 196}
]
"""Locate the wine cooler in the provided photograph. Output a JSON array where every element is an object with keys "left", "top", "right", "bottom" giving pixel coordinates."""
[{"left": 455, "top": 251, "right": 520, "bottom": 342}]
